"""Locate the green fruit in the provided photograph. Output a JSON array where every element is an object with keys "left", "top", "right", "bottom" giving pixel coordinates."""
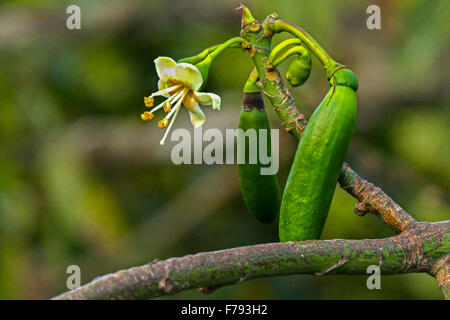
[
  {"left": 285, "top": 52, "right": 312, "bottom": 87},
  {"left": 238, "top": 92, "right": 281, "bottom": 223},
  {"left": 279, "top": 68, "right": 358, "bottom": 241}
]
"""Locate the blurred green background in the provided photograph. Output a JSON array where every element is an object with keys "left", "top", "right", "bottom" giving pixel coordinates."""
[{"left": 0, "top": 0, "right": 448, "bottom": 299}]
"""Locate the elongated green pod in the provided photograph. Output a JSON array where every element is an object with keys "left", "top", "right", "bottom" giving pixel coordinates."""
[
  {"left": 238, "top": 92, "right": 281, "bottom": 223},
  {"left": 279, "top": 68, "right": 358, "bottom": 241}
]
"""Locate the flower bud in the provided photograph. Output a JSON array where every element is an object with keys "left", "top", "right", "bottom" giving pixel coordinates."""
[{"left": 285, "top": 53, "right": 312, "bottom": 87}]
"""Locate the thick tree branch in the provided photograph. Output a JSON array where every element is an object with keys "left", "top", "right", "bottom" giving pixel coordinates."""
[{"left": 54, "top": 221, "right": 449, "bottom": 300}]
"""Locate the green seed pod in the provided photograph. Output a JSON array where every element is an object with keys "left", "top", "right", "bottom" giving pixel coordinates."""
[
  {"left": 279, "top": 68, "right": 358, "bottom": 241},
  {"left": 285, "top": 52, "right": 312, "bottom": 87},
  {"left": 237, "top": 92, "right": 281, "bottom": 223}
]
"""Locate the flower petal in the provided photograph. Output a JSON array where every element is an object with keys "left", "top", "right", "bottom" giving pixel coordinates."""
[
  {"left": 183, "top": 93, "right": 205, "bottom": 127},
  {"left": 174, "top": 62, "right": 203, "bottom": 91},
  {"left": 194, "top": 92, "right": 221, "bottom": 110},
  {"left": 188, "top": 104, "right": 206, "bottom": 128},
  {"left": 157, "top": 79, "right": 170, "bottom": 98},
  {"left": 154, "top": 57, "right": 176, "bottom": 81},
  {"left": 157, "top": 79, "right": 167, "bottom": 90}
]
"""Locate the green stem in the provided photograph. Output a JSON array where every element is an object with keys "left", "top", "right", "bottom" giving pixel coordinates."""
[
  {"left": 270, "top": 45, "right": 309, "bottom": 68},
  {"left": 245, "top": 34, "right": 306, "bottom": 138},
  {"left": 273, "top": 19, "right": 341, "bottom": 78},
  {"left": 195, "top": 37, "right": 247, "bottom": 82},
  {"left": 243, "top": 67, "right": 260, "bottom": 93},
  {"left": 178, "top": 37, "right": 246, "bottom": 65},
  {"left": 177, "top": 46, "right": 219, "bottom": 65},
  {"left": 268, "top": 38, "right": 302, "bottom": 63},
  {"left": 206, "top": 37, "right": 246, "bottom": 61}
]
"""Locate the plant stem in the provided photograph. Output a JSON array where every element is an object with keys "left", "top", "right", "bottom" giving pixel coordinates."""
[
  {"left": 243, "top": 67, "right": 260, "bottom": 93},
  {"left": 195, "top": 37, "right": 246, "bottom": 78},
  {"left": 242, "top": 10, "right": 417, "bottom": 233},
  {"left": 178, "top": 37, "right": 246, "bottom": 65},
  {"left": 339, "top": 163, "right": 416, "bottom": 233},
  {"left": 54, "top": 221, "right": 449, "bottom": 300},
  {"left": 270, "top": 45, "right": 309, "bottom": 68},
  {"left": 268, "top": 38, "right": 302, "bottom": 62},
  {"left": 273, "top": 19, "right": 339, "bottom": 77}
]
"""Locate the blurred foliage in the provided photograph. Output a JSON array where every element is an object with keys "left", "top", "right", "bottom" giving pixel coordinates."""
[{"left": 0, "top": 0, "right": 448, "bottom": 299}]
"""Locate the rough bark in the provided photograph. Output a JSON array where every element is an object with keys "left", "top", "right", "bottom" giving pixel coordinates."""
[{"left": 54, "top": 221, "right": 449, "bottom": 300}]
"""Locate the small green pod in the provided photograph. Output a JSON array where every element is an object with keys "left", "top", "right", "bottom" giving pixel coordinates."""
[
  {"left": 285, "top": 51, "right": 312, "bottom": 87},
  {"left": 237, "top": 92, "right": 281, "bottom": 223},
  {"left": 279, "top": 68, "right": 358, "bottom": 241}
]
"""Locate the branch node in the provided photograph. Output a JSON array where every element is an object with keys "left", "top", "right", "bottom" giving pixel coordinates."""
[
  {"left": 354, "top": 201, "right": 370, "bottom": 216},
  {"left": 429, "top": 256, "right": 449, "bottom": 299}
]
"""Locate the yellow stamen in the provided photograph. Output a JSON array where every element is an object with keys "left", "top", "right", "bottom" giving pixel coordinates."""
[
  {"left": 163, "top": 101, "right": 172, "bottom": 112},
  {"left": 159, "top": 89, "right": 189, "bottom": 146},
  {"left": 141, "top": 111, "right": 154, "bottom": 121},
  {"left": 158, "top": 118, "right": 169, "bottom": 128},
  {"left": 165, "top": 88, "right": 188, "bottom": 120},
  {"left": 144, "top": 96, "right": 154, "bottom": 107},
  {"left": 160, "top": 105, "right": 182, "bottom": 145},
  {"left": 148, "top": 89, "right": 184, "bottom": 114}
]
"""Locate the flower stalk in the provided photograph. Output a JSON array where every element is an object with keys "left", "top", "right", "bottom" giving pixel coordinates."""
[
  {"left": 272, "top": 19, "right": 341, "bottom": 78},
  {"left": 195, "top": 37, "right": 247, "bottom": 83},
  {"left": 269, "top": 45, "right": 309, "bottom": 69}
]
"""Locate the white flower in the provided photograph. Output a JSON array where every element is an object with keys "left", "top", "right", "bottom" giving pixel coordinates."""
[{"left": 142, "top": 57, "right": 221, "bottom": 145}]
